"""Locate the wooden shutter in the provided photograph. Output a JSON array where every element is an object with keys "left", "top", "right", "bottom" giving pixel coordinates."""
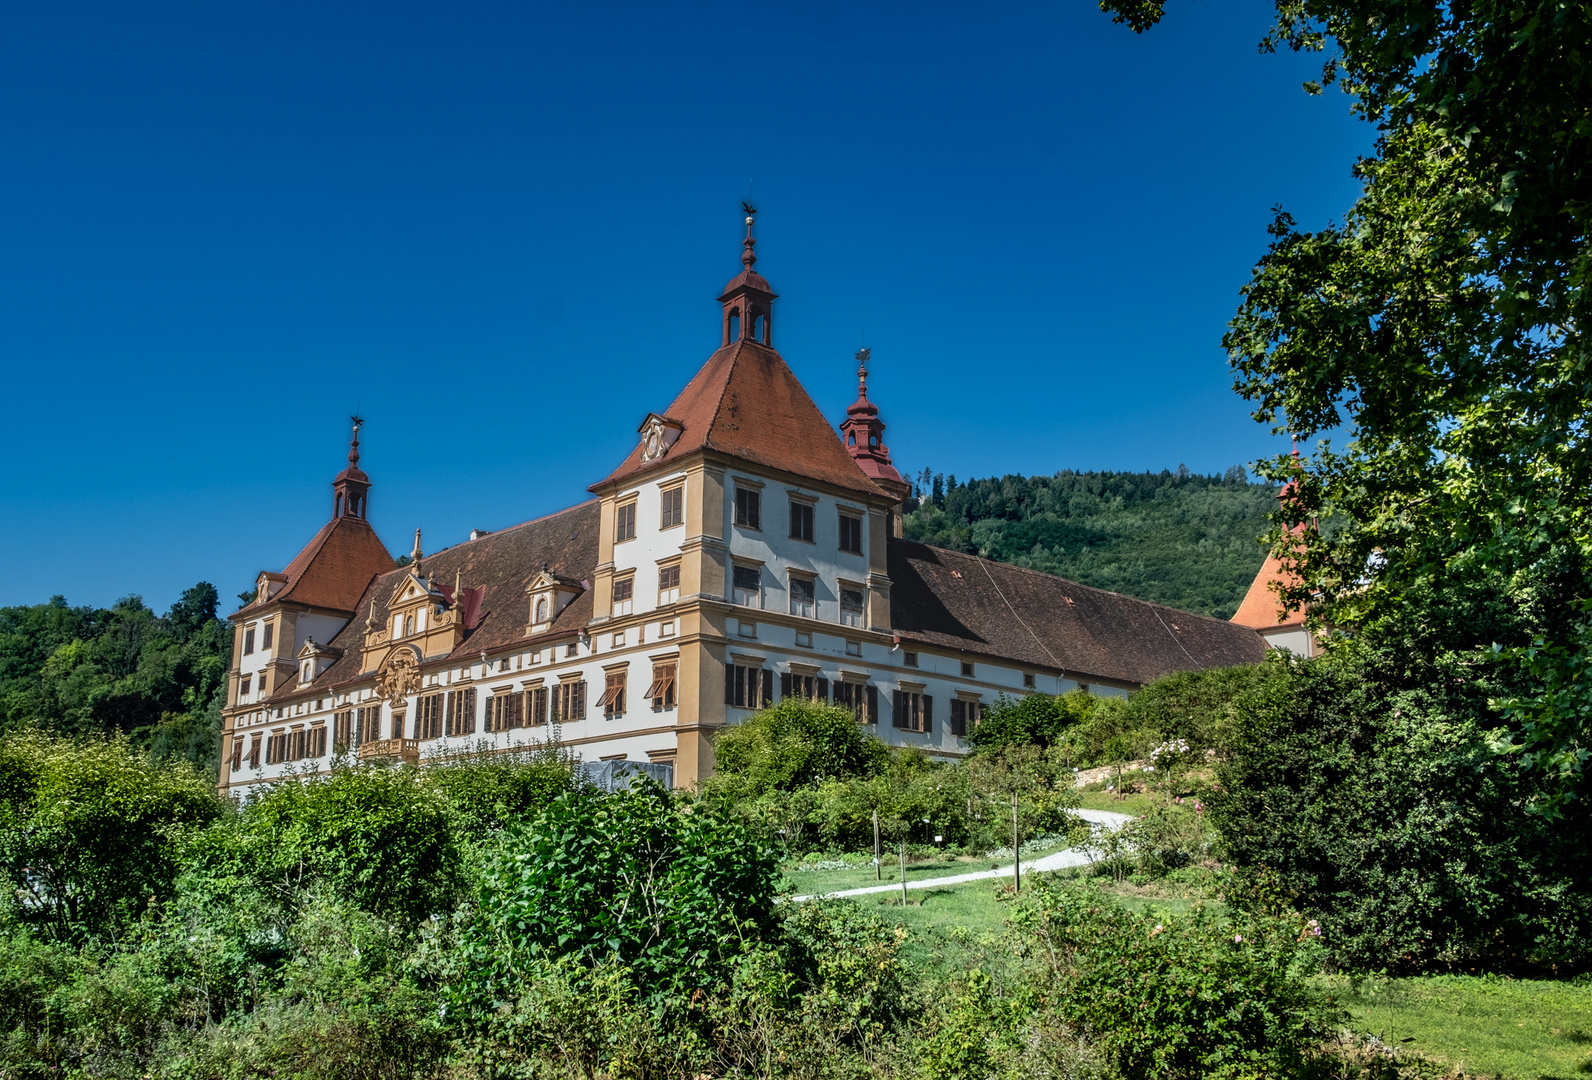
[
  {"left": 463, "top": 688, "right": 477, "bottom": 734},
  {"left": 230, "top": 737, "right": 242, "bottom": 772},
  {"left": 249, "top": 735, "right": 261, "bottom": 768},
  {"left": 510, "top": 691, "right": 525, "bottom": 728},
  {"left": 312, "top": 727, "right": 327, "bottom": 758},
  {"left": 892, "top": 690, "right": 904, "bottom": 729},
  {"left": 574, "top": 681, "right": 586, "bottom": 718},
  {"left": 725, "top": 664, "right": 735, "bottom": 705},
  {"left": 761, "top": 669, "right": 774, "bottom": 707},
  {"left": 866, "top": 685, "right": 879, "bottom": 724},
  {"left": 817, "top": 677, "right": 829, "bottom": 703},
  {"left": 780, "top": 672, "right": 792, "bottom": 699},
  {"left": 922, "top": 696, "right": 933, "bottom": 734}
]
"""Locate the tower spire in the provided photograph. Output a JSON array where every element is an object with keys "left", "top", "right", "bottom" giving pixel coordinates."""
[
  {"left": 718, "top": 203, "right": 777, "bottom": 347},
  {"left": 839, "top": 347, "right": 904, "bottom": 487},
  {"left": 331, "top": 415, "right": 372, "bottom": 520}
]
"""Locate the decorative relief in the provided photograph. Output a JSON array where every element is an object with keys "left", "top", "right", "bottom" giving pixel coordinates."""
[
  {"left": 640, "top": 417, "right": 669, "bottom": 462},
  {"left": 375, "top": 647, "right": 421, "bottom": 705}
]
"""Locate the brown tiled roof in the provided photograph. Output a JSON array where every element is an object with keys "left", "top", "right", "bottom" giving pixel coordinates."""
[
  {"left": 597, "top": 338, "right": 886, "bottom": 496},
  {"left": 233, "top": 515, "right": 396, "bottom": 619},
  {"left": 888, "top": 538, "right": 1267, "bottom": 685},
  {"left": 277, "top": 501, "right": 601, "bottom": 699},
  {"left": 1230, "top": 550, "right": 1308, "bottom": 630}
]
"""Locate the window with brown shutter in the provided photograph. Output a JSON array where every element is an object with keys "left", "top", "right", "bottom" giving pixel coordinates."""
[
  {"left": 780, "top": 671, "right": 829, "bottom": 703},
  {"left": 249, "top": 735, "right": 261, "bottom": 768},
  {"left": 644, "top": 663, "right": 676, "bottom": 709},
  {"left": 528, "top": 686, "right": 548, "bottom": 725},
  {"left": 334, "top": 710, "right": 353, "bottom": 750},
  {"left": 615, "top": 500, "right": 637, "bottom": 542},
  {"left": 240, "top": 674, "right": 252, "bottom": 696},
  {"left": 487, "top": 691, "right": 523, "bottom": 732},
  {"left": 724, "top": 664, "right": 772, "bottom": 708},
  {"left": 891, "top": 690, "right": 932, "bottom": 733},
  {"left": 262, "top": 622, "right": 275, "bottom": 650},
  {"left": 600, "top": 671, "right": 627, "bottom": 718},
  {"left": 417, "top": 692, "right": 444, "bottom": 740},
  {"left": 657, "top": 563, "right": 681, "bottom": 605},
  {"left": 948, "top": 699, "right": 982, "bottom": 737},
  {"left": 553, "top": 680, "right": 585, "bottom": 723},
  {"left": 243, "top": 628, "right": 255, "bottom": 655},
  {"left": 311, "top": 726, "right": 328, "bottom": 758},
  {"left": 834, "top": 681, "right": 877, "bottom": 723},
  {"left": 445, "top": 687, "right": 477, "bottom": 737},
  {"left": 612, "top": 576, "right": 634, "bottom": 616},
  {"left": 659, "top": 486, "right": 684, "bottom": 529},
  {"left": 289, "top": 729, "right": 307, "bottom": 760},
  {"left": 230, "top": 737, "right": 243, "bottom": 772}
]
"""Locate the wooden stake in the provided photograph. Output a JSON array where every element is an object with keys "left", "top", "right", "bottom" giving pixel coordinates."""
[
  {"left": 899, "top": 840, "right": 908, "bottom": 906},
  {"left": 874, "top": 808, "right": 881, "bottom": 881},
  {"left": 1012, "top": 790, "right": 1021, "bottom": 892}
]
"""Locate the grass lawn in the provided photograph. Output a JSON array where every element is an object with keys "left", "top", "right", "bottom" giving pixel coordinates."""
[
  {"left": 781, "top": 854, "right": 984, "bottom": 897},
  {"left": 1331, "top": 974, "right": 1592, "bottom": 1078},
  {"left": 1074, "top": 786, "right": 1159, "bottom": 816}
]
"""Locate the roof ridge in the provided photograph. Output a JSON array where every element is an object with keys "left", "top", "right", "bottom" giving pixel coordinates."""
[
  {"left": 905, "top": 537, "right": 1241, "bottom": 628},
  {"left": 699, "top": 338, "right": 747, "bottom": 456}
]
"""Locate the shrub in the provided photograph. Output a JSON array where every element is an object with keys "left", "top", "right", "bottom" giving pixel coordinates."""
[
  {"left": 1210, "top": 647, "right": 1592, "bottom": 974},
  {"left": 1010, "top": 879, "right": 1336, "bottom": 1080},
  {"left": 452, "top": 780, "right": 780, "bottom": 1016},
  {"left": 0, "top": 731, "right": 220, "bottom": 939},
  {"left": 708, "top": 698, "right": 889, "bottom": 800}
]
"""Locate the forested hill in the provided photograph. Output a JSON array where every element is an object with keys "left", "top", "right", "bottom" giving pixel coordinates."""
[
  {"left": 900, "top": 467, "right": 1276, "bottom": 619},
  {"left": 0, "top": 585, "right": 229, "bottom": 770}
]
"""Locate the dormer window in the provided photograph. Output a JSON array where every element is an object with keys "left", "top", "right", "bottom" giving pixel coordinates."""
[
  {"left": 301, "top": 661, "right": 313, "bottom": 684},
  {"left": 535, "top": 596, "right": 549, "bottom": 624}
]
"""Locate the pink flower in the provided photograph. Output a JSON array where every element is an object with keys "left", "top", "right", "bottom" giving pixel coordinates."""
[
  {"left": 1233, "top": 934, "right": 1243, "bottom": 944},
  {"left": 1194, "top": 801, "right": 1204, "bottom": 813}
]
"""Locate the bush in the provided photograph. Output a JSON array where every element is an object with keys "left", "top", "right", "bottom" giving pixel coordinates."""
[
  {"left": 1010, "top": 879, "right": 1337, "bottom": 1080},
  {"left": 451, "top": 780, "right": 781, "bottom": 1016},
  {"left": 708, "top": 698, "right": 889, "bottom": 800},
  {"left": 1210, "top": 647, "right": 1592, "bottom": 974},
  {"left": 0, "top": 731, "right": 220, "bottom": 939}
]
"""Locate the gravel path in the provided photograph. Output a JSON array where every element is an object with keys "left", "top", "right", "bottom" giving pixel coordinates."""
[{"left": 789, "top": 807, "right": 1134, "bottom": 902}]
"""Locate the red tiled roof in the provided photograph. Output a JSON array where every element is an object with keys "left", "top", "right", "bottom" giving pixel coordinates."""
[
  {"left": 233, "top": 515, "right": 396, "bottom": 619},
  {"left": 596, "top": 338, "right": 887, "bottom": 496},
  {"left": 889, "top": 538, "right": 1268, "bottom": 685},
  {"left": 1230, "top": 550, "right": 1308, "bottom": 630},
  {"left": 275, "top": 501, "right": 602, "bottom": 699}
]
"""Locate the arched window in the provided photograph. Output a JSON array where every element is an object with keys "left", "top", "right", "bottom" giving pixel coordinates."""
[
  {"left": 729, "top": 310, "right": 741, "bottom": 342},
  {"left": 404, "top": 614, "right": 415, "bottom": 637},
  {"left": 335, "top": 494, "right": 343, "bottom": 517},
  {"left": 535, "top": 597, "right": 549, "bottom": 623},
  {"left": 751, "top": 311, "right": 766, "bottom": 342},
  {"left": 848, "top": 432, "right": 856, "bottom": 446}
]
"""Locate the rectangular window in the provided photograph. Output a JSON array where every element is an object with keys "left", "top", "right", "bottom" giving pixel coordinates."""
[
  {"left": 948, "top": 699, "right": 983, "bottom": 737},
  {"left": 734, "top": 487, "right": 761, "bottom": 530},
  {"left": 445, "top": 687, "right": 478, "bottom": 737},
  {"left": 249, "top": 734, "right": 261, "bottom": 768},
  {"left": 732, "top": 564, "right": 761, "bottom": 607},
  {"left": 961, "top": 661, "right": 975, "bottom": 677},
  {"left": 789, "top": 576, "right": 815, "bottom": 618},
  {"left": 334, "top": 709, "right": 353, "bottom": 750},
  {"left": 833, "top": 681, "right": 879, "bottom": 724},
  {"left": 230, "top": 737, "right": 243, "bottom": 772},
  {"left": 243, "top": 628, "right": 256, "bottom": 655},
  {"left": 240, "top": 674, "right": 252, "bottom": 697},
  {"left": 487, "top": 691, "right": 524, "bottom": 732},
  {"left": 553, "top": 680, "right": 586, "bottom": 723},
  {"left": 891, "top": 690, "right": 933, "bottom": 734},
  {"left": 840, "top": 587, "right": 865, "bottom": 628},
  {"left": 659, "top": 485, "right": 684, "bottom": 529},
  {"left": 645, "top": 662, "right": 676, "bottom": 709},
  {"left": 1023, "top": 672, "right": 1036, "bottom": 688},
  {"left": 262, "top": 622, "right": 275, "bottom": 650},
  {"left": 417, "top": 692, "right": 445, "bottom": 740},
  {"left": 780, "top": 671, "right": 828, "bottom": 703},
  {"left": 615, "top": 500, "right": 637, "bottom": 542},
  {"left": 904, "top": 651, "right": 918, "bottom": 667},
  {"left": 290, "top": 728, "right": 307, "bottom": 761},
  {"left": 613, "top": 576, "right": 634, "bottom": 616},
  {"left": 527, "top": 686, "right": 548, "bottom": 726},
  {"left": 311, "top": 726, "right": 328, "bottom": 758},
  {"left": 789, "top": 500, "right": 814, "bottom": 542},
  {"left": 658, "top": 564, "right": 681, "bottom": 605},
  {"left": 839, "top": 513, "right": 863, "bottom": 554},
  {"left": 724, "top": 663, "right": 773, "bottom": 709},
  {"left": 600, "top": 670, "right": 627, "bottom": 718}
]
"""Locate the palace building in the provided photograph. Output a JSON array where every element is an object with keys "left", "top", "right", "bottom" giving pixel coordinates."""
[{"left": 218, "top": 215, "right": 1268, "bottom": 794}]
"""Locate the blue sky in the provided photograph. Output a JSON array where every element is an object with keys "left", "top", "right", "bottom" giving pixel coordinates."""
[{"left": 0, "top": 0, "right": 1371, "bottom": 612}]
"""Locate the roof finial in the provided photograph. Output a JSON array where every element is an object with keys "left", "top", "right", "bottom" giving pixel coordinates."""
[
  {"left": 411, "top": 528, "right": 423, "bottom": 574},
  {"left": 349, "top": 414, "right": 363, "bottom": 467},
  {"left": 740, "top": 201, "right": 758, "bottom": 270},
  {"left": 855, "top": 347, "right": 871, "bottom": 399}
]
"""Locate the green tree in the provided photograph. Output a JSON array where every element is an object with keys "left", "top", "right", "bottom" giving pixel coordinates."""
[
  {"left": 707, "top": 698, "right": 889, "bottom": 800},
  {"left": 1101, "top": 0, "right": 1592, "bottom": 805},
  {"left": 0, "top": 732, "right": 221, "bottom": 939}
]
